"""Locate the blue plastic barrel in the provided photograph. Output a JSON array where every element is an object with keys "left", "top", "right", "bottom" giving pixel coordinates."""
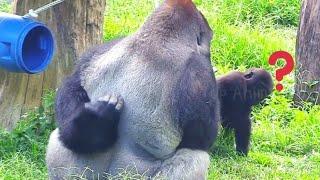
[{"left": 0, "top": 12, "right": 54, "bottom": 74}]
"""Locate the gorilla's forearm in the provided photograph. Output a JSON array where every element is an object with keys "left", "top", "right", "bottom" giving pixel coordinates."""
[
  {"left": 235, "top": 117, "right": 251, "bottom": 155},
  {"left": 55, "top": 72, "right": 122, "bottom": 154}
]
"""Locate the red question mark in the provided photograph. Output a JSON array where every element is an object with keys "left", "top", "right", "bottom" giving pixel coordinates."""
[{"left": 268, "top": 51, "right": 295, "bottom": 92}]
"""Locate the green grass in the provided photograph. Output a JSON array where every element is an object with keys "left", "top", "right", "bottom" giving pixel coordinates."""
[
  {"left": 210, "top": 97, "right": 320, "bottom": 179},
  {"left": 204, "top": 0, "right": 301, "bottom": 27},
  {"left": 1, "top": 0, "right": 320, "bottom": 179}
]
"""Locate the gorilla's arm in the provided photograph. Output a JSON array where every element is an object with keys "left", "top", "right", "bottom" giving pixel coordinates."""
[
  {"left": 221, "top": 110, "right": 252, "bottom": 155},
  {"left": 234, "top": 116, "right": 251, "bottom": 155},
  {"left": 176, "top": 53, "right": 219, "bottom": 151},
  {"left": 56, "top": 40, "right": 124, "bottom": 154}
]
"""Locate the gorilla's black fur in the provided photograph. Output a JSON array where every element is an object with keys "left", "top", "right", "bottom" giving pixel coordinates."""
[{"left": 56, "top": 40, "right": 124, "bottom": 154}]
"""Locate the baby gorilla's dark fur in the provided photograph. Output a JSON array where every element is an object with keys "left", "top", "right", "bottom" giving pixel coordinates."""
[{"left": 218, "top": 68, "right": 273, "bottom": 155}]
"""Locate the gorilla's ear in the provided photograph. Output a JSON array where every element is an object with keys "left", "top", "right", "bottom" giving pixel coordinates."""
[{"left": 243, "top": 69, "right": 273, "bottom": 105}]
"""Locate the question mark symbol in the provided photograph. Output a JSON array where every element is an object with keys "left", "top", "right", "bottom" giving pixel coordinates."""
[{"left": 268, "top": 51, "right": 295, "bottom": 92}]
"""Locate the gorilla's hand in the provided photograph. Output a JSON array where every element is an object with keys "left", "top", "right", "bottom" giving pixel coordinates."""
[
  {"left": 84, "top": 95, "right": 124, "bottom": 121},
  {"left": 58, "top": 93, "right": 124, "bottom": 154}
]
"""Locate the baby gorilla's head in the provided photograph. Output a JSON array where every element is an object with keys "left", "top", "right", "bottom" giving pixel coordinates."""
[
  {"left": 244, "top": 68, "right": 273, "bottom": 105},
  {"left": 218, "top": 68, "right": 273, "bottom": 107}
]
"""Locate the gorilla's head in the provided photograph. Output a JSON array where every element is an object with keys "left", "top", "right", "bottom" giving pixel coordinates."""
[
  {"left": 218, "top": 68, "right": 273, "bottom": 107},
  {"left": 137, "top": 0, "right": 213, "bottom": 57}
]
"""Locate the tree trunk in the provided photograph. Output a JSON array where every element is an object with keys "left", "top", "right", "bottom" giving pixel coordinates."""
[
  {"left": 294, "top": 0, "right": 320, "bottom": 106},
  {"left": 0, "top": 0, "right": 106, "bottom": 129}
]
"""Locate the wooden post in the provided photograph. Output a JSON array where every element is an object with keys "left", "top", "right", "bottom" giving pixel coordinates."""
[
  {"left": 294, "top": 0, "right": 320, "bottom": 106},
  {"left": 0, "top": 0, "right": 106, "bottom": 129}
]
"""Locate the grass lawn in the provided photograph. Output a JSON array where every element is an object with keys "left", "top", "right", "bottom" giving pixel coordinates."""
[{"left": 1, "top": 0, "right": 320, "bottom": 179}]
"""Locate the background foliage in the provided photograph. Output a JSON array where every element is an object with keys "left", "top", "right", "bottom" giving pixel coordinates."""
[{"left": 0, "top": 0, "right": 11, "bottom": 12}]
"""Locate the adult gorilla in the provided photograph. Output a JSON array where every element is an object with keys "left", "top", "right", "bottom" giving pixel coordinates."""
[{"left": 46, "top": 0, "right": 219, "bottom": 179}]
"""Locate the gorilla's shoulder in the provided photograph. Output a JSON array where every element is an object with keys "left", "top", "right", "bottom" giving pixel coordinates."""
[{"left": 75, "top": 38, "right": 125, "bottom": 72}]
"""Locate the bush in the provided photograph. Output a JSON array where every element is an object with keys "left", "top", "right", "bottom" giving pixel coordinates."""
[
  {"left": 0, "top": 91, "right": 56, "bottom": 179},
  {"left": 0, "top": 0, "right": 11, "bottom": 13}
]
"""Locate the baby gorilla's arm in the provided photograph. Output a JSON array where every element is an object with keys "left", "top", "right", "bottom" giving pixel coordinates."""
[
  {"left": 221, "top": 111, "right": 252, "bottom": 155},
  {"left": 234, "top": 115, "right": 251, "bottom": 155},
  {"left": 55, "top": 72, "right": 123, "bottom": 154}
]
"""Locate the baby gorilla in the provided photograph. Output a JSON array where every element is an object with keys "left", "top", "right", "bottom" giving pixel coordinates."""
[{"left": 218, "top": 68, "right": 273, "bottom": 155}]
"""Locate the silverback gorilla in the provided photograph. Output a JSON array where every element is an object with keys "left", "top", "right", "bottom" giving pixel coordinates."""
[
  {"left": 46, "top": 0, "right": 219, "bottom": 179},
  {"left": 218, "top": 68, "right": 273, "bottom": 155}
]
